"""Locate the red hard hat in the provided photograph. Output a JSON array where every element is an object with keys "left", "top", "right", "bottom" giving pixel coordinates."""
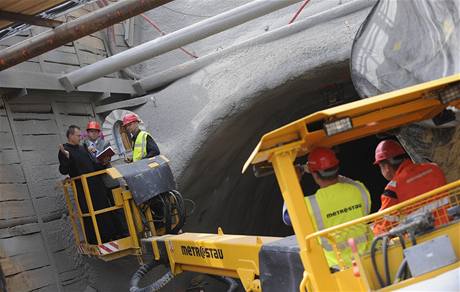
[
  {"left": 374, "top": 140, "right": 406, "bottom": 165},
  {"left": 86, "top": 121, "right": 101, "bottom": 131},
  {"left": 122, "top": 113, "right": 140, "bottom": 126},
  {"left": 307, "top": 147, "right": 339, "bottom": 172}
]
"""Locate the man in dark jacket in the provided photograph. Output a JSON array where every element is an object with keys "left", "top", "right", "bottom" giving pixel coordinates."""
[{"left": 58, "top": 125, "right": 119, "bottom": 244}]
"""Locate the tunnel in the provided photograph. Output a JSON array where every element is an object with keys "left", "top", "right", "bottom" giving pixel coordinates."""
[{"left": 174, "top": 65, "right": 388, "bottom": 238}]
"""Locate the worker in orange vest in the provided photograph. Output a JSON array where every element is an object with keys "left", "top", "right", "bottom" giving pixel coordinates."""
[{"left": 373, "top": 140, "right": 448, "bottom": 235}]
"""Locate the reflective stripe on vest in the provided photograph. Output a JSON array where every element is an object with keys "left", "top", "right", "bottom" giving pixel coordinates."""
[
  {"left": 133, "top": 131, "right": 150, "bottom": 161},
  {"left": 338, "top": 176, "right": 370, "bottom": 215}
]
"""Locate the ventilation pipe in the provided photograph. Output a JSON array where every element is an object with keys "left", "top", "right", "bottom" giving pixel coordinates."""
[
  {"left": 132, "top": 0, "right": 377, "bottom": 95},
  {"left": 59, "top": 0, "right": 303, "bottom": 91}
]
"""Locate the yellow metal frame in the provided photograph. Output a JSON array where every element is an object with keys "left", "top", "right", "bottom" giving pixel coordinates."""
[
  {"left": 62, "top": 169, "right": 142, "bottom": 260},
  {"left": 154, "top": 230, "right": 280, "bottom": 291},
  {"left": 243, "top": 74, "right": 460, "bottom": 290}
]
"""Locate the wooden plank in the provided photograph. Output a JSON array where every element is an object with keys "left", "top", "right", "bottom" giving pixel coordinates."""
[
  {"left": 54, "top": 102, "right": 93, "bottom": 115},
  {"left": 13, "top": 120, "right": 58, "bottom": 135},
  {"left": 0, "top": 116, "right": 9, "bottom": 131},
  {"left": 22, "top": 149, "right": 58, "bottom": 166},
  {"left": 18, "top": 134, "right": 61, "bottom": 151},
  {"left": 0, "top": 132, "right": 14, "bottom": 149},
  {"left": 0, "top": 150, "right": 20, "bottom": 165},
  {"left": 0, "top": 164, "right": 24, "bottom": 183},
  {"left": 1, "top": 251, "right": 49, "bottom": 276},
  {"left": 5, "top": 266, "right": 55, "bottom": 291},
  {"left": 9, "top": 103, "right": 52, "bottom": 113},
  {"left": 0, "top": 200, "right": 35, "bottom": 220},
  {"left": 0, "top": 232, "right": 46, "bottom": 257},
  {"left": 0, "top": 223, "right": 40, "bottom": 239},
  {"left": 95, "top": 96, "right": 148, "bottom": 113},
  {"left": 0, "top": 183, "right": 28, "bottom": 201}
]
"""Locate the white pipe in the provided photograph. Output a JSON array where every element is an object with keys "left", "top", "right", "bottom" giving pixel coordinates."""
[
  {"left": 59, "top": 0, "right": 302, "bottom": 91},
  {"left": 133, "top": 0, "right": 377, "bottom": 95}
]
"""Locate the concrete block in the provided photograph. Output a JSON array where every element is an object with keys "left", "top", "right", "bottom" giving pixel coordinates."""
[
  {"left": 29, "top": 180, "right": 61, "bottom": 199},
  {"left": 0, "top": 132, "right": 14, "bottom": 149},
  {"left": 0, "top": 223, "right": 40, "bottom": 239},
  {"left": 0, "top": 116, "right": 9, "bottom": 132},
  {"left": 1, "top": 251, "right": 50, "bottom": 276},
  {"left": 25, "top": 164, "right": 61, "bottom": 182},
  {"left": 0, "top": 183, "right": 28, "bottom": 201},
  {"left": 0, "top": 199, "right": 35, "bottom": 220},
  {"left": 0, "top": 232, "right": 46, "bottom": 257},
  {"left": 22, "top": 149, "right": 59, "bottom": 166},
  {"left": 0, "top": 150, "right": 20, "bottom": 165},
  {"left": 54, "top": 102, "right": 93, "bottom": 115},
  {"left": 18, "top": 134, "right": 61, "bottom": 151},
  {"left": 0, "top": 164, "right": 25, "bottom": 183},
  {"left": 5, "top": 266, "right": 55, "bottom": 291},
  {"left": 13, "top": 119, "right": 59, "bottom": 135},
  {"left": 9, "top": 103, "right": 52, "bottom": 113}
]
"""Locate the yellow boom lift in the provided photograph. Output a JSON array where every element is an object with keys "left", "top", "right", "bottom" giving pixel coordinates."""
[{"left": 63, "top": 74, "right": 460, "bottom": 291}]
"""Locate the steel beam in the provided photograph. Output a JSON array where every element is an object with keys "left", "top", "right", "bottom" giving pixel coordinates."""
[
  {"left": 0, "top": 0, "right": 172, "bottom": 71},
  {"left": 0, "top": 10, "right": 63, "bottom": 28},
  {"left": 59, "top": 0, "right": 302, "bottom": 91}
]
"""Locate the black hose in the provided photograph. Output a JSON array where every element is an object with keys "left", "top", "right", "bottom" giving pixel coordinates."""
[
  {"left": 370, "top": 236, "right": 385, "bottom": 288},
  {"left": 129, "top": 262, "right": 174, "bottom": 292},
  {"left": 382, "top": 236, "right": 391, "bottom": 286},
  {"left": 397, "top": 234, "right": 409, "bottom": 280},
  {"left": 210, "top": 275, "right": 240, "bottom": 292},
  {"left": 169, "top": 190, "right": 186, "bottom": 234},
  {"left": 222, "top": 277, "right": 239, "bottom": 292}
]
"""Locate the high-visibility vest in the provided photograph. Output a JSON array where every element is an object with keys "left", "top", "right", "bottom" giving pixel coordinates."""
[
  {"left": 132, "top": 131, "right": 151, "bottom": 162},
  {"left": 305, "top": 176, "right": 372, "bottom": 267}
]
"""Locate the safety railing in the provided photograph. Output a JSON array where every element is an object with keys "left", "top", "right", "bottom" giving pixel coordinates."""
[
  {"left": 62, "top": 169, "right": 141, "bottom": 259},
  {"left": 305, "top": 180, "right": 460, "bottom": 271}
]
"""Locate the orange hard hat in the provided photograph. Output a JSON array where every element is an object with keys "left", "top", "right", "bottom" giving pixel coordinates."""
[
  {"left": 374, "top": 140, "right": 406, "bottom": 165},
  {"left": 122, "top": 113, "right": 140, "bottom": 126},
  {"left": 307, "top": 147, "right": 339, "bottom": 173},
  {"left": 86, "top": 121, "right": 101, "bottom": 131}
]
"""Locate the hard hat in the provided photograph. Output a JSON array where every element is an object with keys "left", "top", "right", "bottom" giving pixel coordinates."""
[
  {"left": 122, "top": 113, "right": 140, "bottom": 126},
  {"left": 307, "top": 147, "right": 339, "bottom": 173},
  {"left": 374, "top": 140, "right": 406, "bottom": 165},
  {"left": 86, "top": 121, "right": 101, "bottom": 131}
]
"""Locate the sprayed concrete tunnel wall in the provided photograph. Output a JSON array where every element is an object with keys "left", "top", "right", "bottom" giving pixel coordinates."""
[{"left": 1, "top": 1, "right": 459, "bottom": 291}]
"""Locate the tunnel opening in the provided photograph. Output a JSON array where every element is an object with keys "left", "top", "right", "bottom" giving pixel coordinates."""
[{"left": 179, "top": 61, "right": 390, "bottom": 239}]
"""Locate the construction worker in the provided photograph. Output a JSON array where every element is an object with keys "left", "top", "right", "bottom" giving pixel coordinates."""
[
  {"left": 282, "top": 147, "right": 371, "bottom": 268},
  {"left": 83, "top": 120, "right": 108, "bottom": 159},
  {"left": 373, "top": 139, "right": 448, "bottom": 235},
  {"left": 122, "top": 113, "right": 160, "bottom": 162}
]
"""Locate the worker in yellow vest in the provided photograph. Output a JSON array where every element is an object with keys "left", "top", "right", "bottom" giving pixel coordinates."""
[
  {"left": 282, "top": 147, "right": 372, "bottom": 269},
  {"left": 122, "top": 113, "right": 160, "bottom": 162}
]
